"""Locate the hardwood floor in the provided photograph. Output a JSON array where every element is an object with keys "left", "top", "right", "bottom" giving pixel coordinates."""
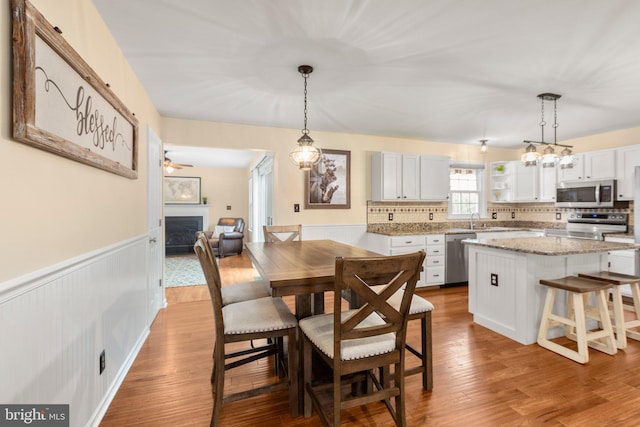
[{"left": 101, "top": 252, "right": 640, "bottom": 426}]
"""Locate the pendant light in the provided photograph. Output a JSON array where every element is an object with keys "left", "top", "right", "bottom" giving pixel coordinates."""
[
  {"left": 289, "top": 65, "right": 322, "bottom": 170},
  {"left": 480, "top": 139, "right": 488, "bottom": 153},
  {"left": 522, "top": 93, "right": 574, "bottom": 168}
]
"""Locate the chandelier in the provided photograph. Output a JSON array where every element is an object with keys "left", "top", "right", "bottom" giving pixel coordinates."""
[
  {"left": 521, "top": 93, "right": 575, "bottom": 168},
  {"left": 289, "top": 65, "right": 322, "bottom": 170}
]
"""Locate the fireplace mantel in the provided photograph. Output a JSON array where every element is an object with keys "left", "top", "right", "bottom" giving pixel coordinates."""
[{"left": 164, "top": 205, "right": 210, "bottom": 230}]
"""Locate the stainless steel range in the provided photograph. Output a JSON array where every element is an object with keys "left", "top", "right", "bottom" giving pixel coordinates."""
[{"left": 544, "top": 212, "right": 628, "bottom": 240}]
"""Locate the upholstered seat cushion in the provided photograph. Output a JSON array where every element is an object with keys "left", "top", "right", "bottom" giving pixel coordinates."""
[
  {"left": 299, "top": 310, "right": 396, "bottom": 361},
  {"left": 222, "top": 297, "right": 297, "bottom": 335},
  {"left": 370, "top": 285, "right": 434, "bottom": 314},
  {"left": 221, "top": 280, "right": 271, "bottom": 306}
]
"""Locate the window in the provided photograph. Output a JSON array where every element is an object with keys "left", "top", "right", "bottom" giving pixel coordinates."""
[{"left": 448, "top": 162, "right": 486, "bottom": 218}]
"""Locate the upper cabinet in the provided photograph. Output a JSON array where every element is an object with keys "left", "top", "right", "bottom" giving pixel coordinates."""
[
  {"left": 420, "top": 155, "right": 450, "bottom": 201},
  {"left": 539, "top": 164, "right": 557, "bottom": 202},
  {"left": 512, "top": 161, "right": 539, "bottom": 201},
  {"left": 371, "top": 152, "right": 419, "bottom": 201},
  {"left": 557, "top": 149, "right": 616, "bottom": 182},
  {"left": 371, "top": 152, "right": 449, "bottom": 201},
  {"left": 615, "top": 145, "right": 640, "bottom": 200},
  {"left": 490, "top": 162, "right": 512, "bottom": 202},
  {"left": 490, "top": 161, "right": 548, "bottom": 202}
]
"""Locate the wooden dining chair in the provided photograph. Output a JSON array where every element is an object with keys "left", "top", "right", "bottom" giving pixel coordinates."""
[
  {"left": 194, "top": 238, "right": 299, "bottom": 426},
  {"left": 299, "top": 250, "right": 426, "bottom": 427},
  {"left": 195, "top": 232, "right": 271, "bottom": 305},
  {"left": 263, "top": 224, "right": 302, "bottom": 242}
]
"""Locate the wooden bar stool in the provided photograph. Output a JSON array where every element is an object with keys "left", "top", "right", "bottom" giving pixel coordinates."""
[
  {"left": 578, "top": 271, "right": 640, "bottom": 349},
  {"left": 537, "top": 276, "right": 617, "bottom": 364}
]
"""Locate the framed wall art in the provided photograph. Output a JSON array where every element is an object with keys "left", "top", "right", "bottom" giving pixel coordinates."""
[
  {"left": 164, "top": 177, "right": 201, "bottom": 205},
  {"left": 304, "top": 149, "right": 351, "bottom": 209},
  {"left": 12, "top": 0, "right": 139, "bottom": 179}
]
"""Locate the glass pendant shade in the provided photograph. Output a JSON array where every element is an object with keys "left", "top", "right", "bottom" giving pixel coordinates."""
[
  {"left": 520, "top": 143, "right": 540, "bottom": 166},
  {"left": 289, "top": 133, "right": 322, "bottom": 170},
  {"left": 541, "top": 145, "right": 557, "bottom": 168},
  {"left": 558, "top": 146, "right": 575, "bottom": 169},
  {"left": 289, "top": 65, "right": 322, "bottom": 170}
]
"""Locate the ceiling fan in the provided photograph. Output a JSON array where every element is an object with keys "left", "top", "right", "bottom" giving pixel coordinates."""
[{"left": 164, "top": 151, "right": 193, "bottom": 173}]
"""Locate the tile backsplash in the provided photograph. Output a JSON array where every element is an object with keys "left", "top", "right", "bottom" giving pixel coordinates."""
[{"left": 367, "top": 200, "right": 634, "bottom": 233}]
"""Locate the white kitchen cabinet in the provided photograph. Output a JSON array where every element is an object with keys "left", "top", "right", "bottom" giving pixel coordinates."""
[
  {"left": 615, "top": 144, "right": 640, "bottom": 200},
  {"left": 512, "top": 161, "right": 539, "bottom": 201},
  {"left": 420, "top": 155, "right": 450, "bottom": 201},
  {"left": 557, "top": 149, "right": 616, "bottom": 182},
  {"left": 489, "top": 162, "right": 513, "bottom": 202},
  {"left": 539, "top": 164, "right": 557, "bottom": 202},
  {"left": 425, "top": 234, "right": 445, "bottom": 286},
  {"left": 389, "top": 235, "right": 427, "bottom": 287},
  {"left": 371, "top": 152, "right": 420, "bottom": 201},
  {"left": 605, "top": 236, "right": 636, "bottom": 297}
]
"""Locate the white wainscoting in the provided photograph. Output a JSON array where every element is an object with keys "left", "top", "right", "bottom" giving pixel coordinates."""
[
  {"left": 302, "top": 223, "right": 382, "bottom": 253},
  {"left": 0, "top": 235, "right": 151, "bottom": 427}
]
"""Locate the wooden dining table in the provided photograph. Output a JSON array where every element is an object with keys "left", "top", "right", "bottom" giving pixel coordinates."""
[
  {"left": 244, "top": 239, "right": 383, "bottom": 319},
  {"left": 244, "top": 239, "right": 384, "bottom": 413}
]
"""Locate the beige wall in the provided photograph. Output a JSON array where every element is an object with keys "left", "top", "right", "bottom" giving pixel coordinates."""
[
  {"left": 167, "top": 167, "right": 249, "bottom": 230},
  {"left": 1, "top": 0, "right": 160, "bottom": 282},
  {"left": 161, "top": 117, "right": 521, "bottom": 226},
  {"left": 161, "top": 117, "right": 640, "bottom": 229}
]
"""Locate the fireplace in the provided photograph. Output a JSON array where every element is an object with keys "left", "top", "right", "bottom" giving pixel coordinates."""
[{"left": 165, "top": 216, "right": 203, "bottom": 254}]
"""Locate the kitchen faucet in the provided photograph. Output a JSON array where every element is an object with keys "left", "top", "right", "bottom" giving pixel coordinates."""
[{"left": 469, "top": 211, "right": 480, "bottom": 230}]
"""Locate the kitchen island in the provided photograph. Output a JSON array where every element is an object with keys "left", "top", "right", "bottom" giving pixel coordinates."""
[{"left": 464, "top": 236, "right": 638, "bottom": 345}]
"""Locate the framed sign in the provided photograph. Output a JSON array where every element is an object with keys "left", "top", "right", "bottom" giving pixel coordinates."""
[
  {"left": 304, "top": 149, "right": 351, "bottom": 209},
  {"left": 164, "top": 177, "right": 201, "bottom": 204},
  {"left": 12, "top": 0, "right": 139, "bottom": 179}
]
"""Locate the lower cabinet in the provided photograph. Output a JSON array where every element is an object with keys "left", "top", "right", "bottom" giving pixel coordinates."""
[
  {"left": 369, "top": 234, "right": 444, "bottom": 288},
  {"left": 425, "top": 234, "right": 445, "bottom": 285},
  {"left": 605, "top": 236, "right": 637, "bottom": 297},
  {"left": 389, "top": 235, "right": 426, "bottom": 287}
]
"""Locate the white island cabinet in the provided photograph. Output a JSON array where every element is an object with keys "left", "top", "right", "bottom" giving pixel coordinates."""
[{"left": 465, "top": 237, "right": 637, "bottom": 345}]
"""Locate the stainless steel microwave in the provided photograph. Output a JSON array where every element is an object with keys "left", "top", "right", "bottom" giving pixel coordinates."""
[{"left": 555, "top": 179, "right": 616, "bottom": 208}]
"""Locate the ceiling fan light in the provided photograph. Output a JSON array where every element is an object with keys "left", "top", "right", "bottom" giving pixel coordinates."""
[
  {"left": 479, "top": 139, "right": 488, "bottom": 153},
  {"left": 165, "top": 165, "right": 175, "bottom": 174}
]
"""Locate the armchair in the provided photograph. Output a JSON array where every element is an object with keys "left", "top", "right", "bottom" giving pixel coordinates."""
[{"left": 197, "top": 217, "right": 245, "bottom": 257}]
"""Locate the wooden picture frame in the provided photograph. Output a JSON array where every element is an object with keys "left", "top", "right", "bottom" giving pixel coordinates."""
[
  {"left": 304, "top": 149, "right": 351, "bottom": 209},
  {"left": 164, "top": 176, "right": 201, "bottom": 205},
  {"left": 11, "top": 0, "right": 139, "bottom": 179}
]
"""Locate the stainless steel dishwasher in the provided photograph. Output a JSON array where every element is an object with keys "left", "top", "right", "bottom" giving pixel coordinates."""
[{"left": 445, "top": 233, "right": 476, "bottom": 284}]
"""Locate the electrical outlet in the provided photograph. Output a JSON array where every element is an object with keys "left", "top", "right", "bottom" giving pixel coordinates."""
[
  {"left": 491, "top": 212, "right": 497, "bottom": 220},
  {"left": 388, "top": 212, "right": 394, "bottom": 221},
  {"left": 556, "top": 212, "right": 561, "bottom": 220},
  {"left": 511, "top": 211, "right": 515, "bottom": 219},
  {"left": 294, "top": 203, "right": 300, "bottom": 212},
  {"left": 99, "top": 350, "right": 106, "bottom": 375},
  {"left": 429, "top": 212, "right": 434, "bottom": 221},
  {"left": 490, "top": 273, "right": 499, "bottom": 287}
]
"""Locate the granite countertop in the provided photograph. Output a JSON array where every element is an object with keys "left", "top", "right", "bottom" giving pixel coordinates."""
[
  {"left": 370, "top": 227, "right": 542, "bottom": 236},
  {"left": 464, "top": 236, "right": 639, "bottom": 256}
]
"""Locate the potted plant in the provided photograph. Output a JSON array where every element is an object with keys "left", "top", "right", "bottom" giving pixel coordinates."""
[
  {"left": 495, "top": 164, "right": 505, "bottom": 173},
  {"left": 202, "top": 196, "right": 208, "bottom": 205}
]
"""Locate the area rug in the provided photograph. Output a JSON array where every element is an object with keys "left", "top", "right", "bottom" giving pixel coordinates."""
[{"left": 165, "top": 255, "right": 206, "bottom": 288}]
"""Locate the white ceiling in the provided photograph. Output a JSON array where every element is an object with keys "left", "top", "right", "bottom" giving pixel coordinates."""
[
  {"left": 164, "top": 145, "right": 260, "bottom": 169},
  {"left": 94, "top": 0, "right": 640, "bottom": 159}
]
